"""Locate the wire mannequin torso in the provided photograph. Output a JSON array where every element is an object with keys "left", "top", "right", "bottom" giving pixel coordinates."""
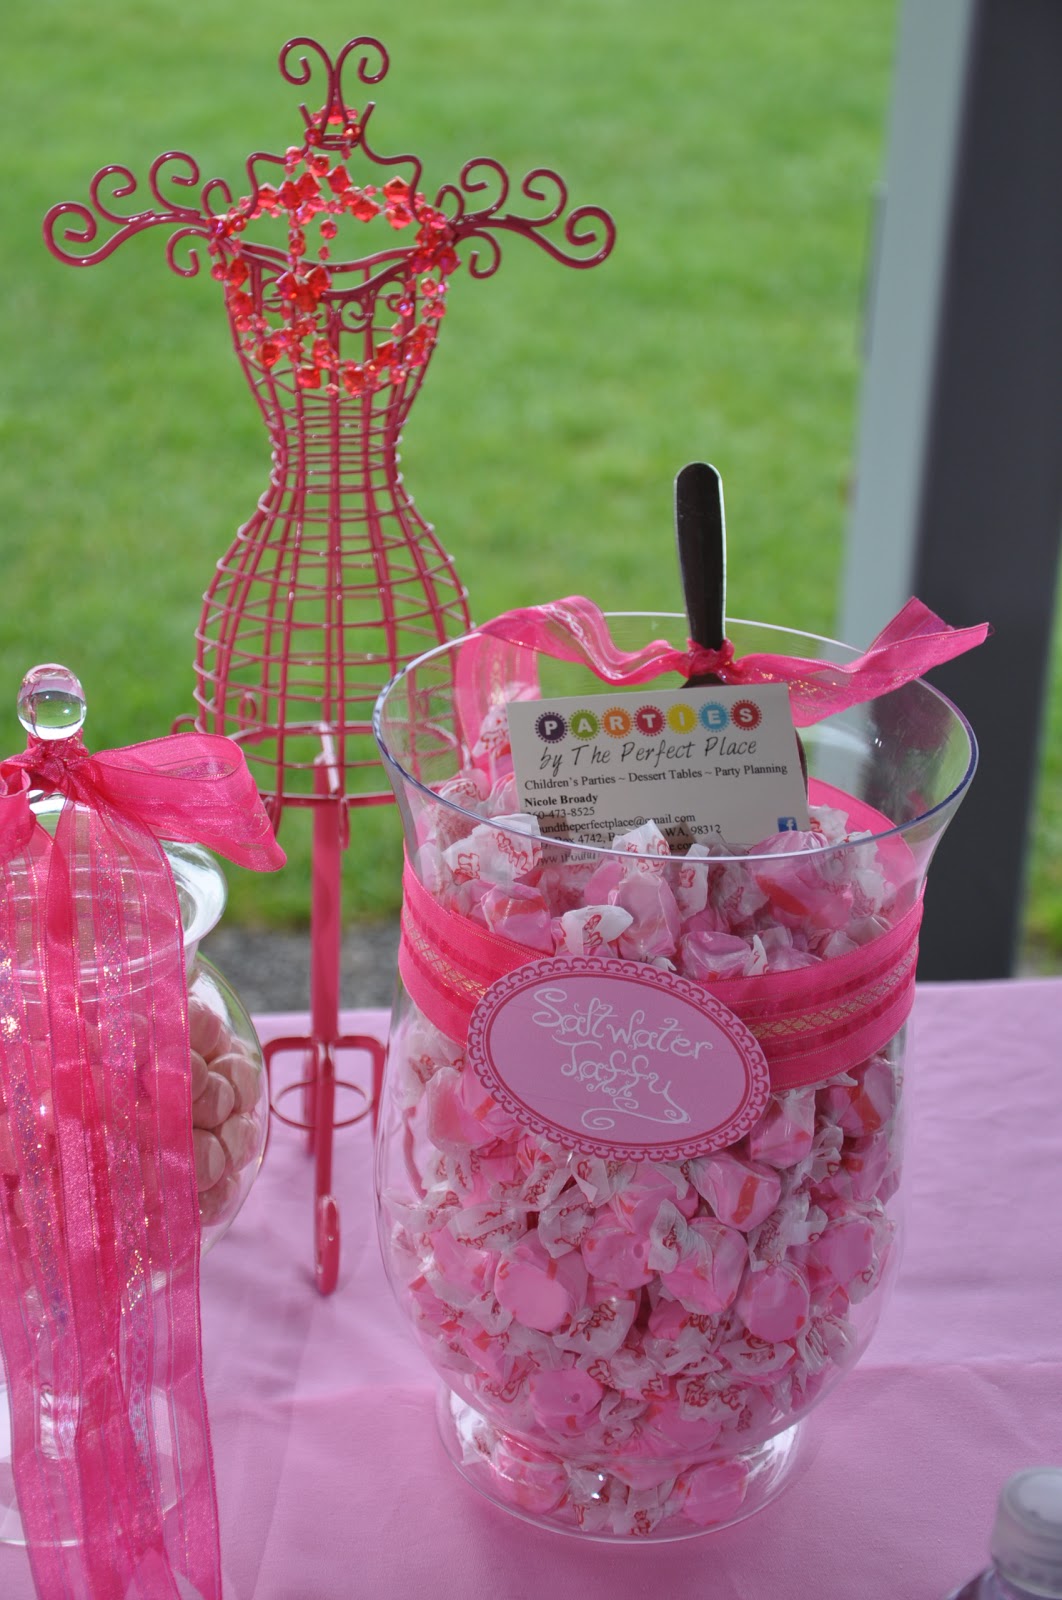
[{"left": 43, "top": 33, "right": 615, "bottom": 1289}]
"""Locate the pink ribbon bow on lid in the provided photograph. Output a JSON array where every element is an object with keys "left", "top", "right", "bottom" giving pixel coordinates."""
[{"left": 0, "top": 666, "right": 284, "bottom": 1600}]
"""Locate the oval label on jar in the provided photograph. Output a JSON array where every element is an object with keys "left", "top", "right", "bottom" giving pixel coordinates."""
[{"left": 466, "top": 956, "right": 771, "bottom": 1160}]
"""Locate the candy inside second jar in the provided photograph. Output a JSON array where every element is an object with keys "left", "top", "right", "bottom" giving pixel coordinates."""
[{"left": 171, "top": 842, "right": 269, "bottom": 1248}]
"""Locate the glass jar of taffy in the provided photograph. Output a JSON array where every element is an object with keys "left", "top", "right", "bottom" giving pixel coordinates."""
[
  {"left": 0, "top": 666, "right": 275, "bottom": 1548},
  {"left": 372, "top": 604, "right": 981, "bottom": 1540}
]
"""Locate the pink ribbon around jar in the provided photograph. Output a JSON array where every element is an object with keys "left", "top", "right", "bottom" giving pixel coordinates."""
[
  {"left": 399, "top": 782, "right": 922, "bottom": 1093},
  {"left": 0, "top": 731, "right": 284, "bottom": 1600}
]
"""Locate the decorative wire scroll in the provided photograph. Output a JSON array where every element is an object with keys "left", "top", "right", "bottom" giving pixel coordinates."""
[{"left": 43, "top": 34, "right": 615, "bottom": 819}]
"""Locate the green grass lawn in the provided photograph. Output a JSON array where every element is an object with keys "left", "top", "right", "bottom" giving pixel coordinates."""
[{"left": 3, "top": 1, "right": 1059, "bottom": 967}]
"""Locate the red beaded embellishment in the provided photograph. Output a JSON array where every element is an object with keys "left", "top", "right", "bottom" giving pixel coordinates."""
[{"left": 208, "top": 114, "right": 459, "bottom": 395}]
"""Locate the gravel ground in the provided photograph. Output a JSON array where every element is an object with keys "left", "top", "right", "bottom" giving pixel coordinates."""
[{"left": 200, "top": 920, "right": 401, "bottom": 1013}]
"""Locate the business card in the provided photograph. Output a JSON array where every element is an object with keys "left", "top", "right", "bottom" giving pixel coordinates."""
[{"left": 507, "top": 683, "right": 809, "bottom": 850}]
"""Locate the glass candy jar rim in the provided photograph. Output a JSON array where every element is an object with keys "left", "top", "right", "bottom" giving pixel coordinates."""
[{"left": 373, "top": 610, "right": 979, "bottom": 866}]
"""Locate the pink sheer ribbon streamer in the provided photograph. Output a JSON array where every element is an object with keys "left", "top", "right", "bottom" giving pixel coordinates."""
[
  {"left": 398, "top": 786, "right": 923, "bottom": 1093},
  {"left": 468, "top": 595, "right": 989, "bottom": 727},
  {"left": 0, "top": 731, "right": 284, "bottom": 1600}
]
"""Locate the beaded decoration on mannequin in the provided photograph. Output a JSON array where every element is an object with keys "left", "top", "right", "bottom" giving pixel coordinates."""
[{"left": 44, "top": 34, "right": 615, "bottom": 1293}]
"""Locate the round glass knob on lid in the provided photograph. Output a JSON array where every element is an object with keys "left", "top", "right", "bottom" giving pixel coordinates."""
[{"left": 16, "top": 663, "right": 87, "bottom": 741}]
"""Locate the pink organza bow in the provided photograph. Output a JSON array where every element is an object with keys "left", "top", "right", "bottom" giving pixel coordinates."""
[
  {"left": 473, "top": 595, "right": 989, "bottom": 726},
  {"left": 0, "top": 730, "right": 284, "bottom": 1600}
]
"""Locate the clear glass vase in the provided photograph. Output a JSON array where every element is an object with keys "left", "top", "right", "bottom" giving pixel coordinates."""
[
  {"left": 372, "top": 613, "right": 977, "bottom": 1541},
  {"left": 0, "top": 840, "right": 268, "bottom": 1547}
]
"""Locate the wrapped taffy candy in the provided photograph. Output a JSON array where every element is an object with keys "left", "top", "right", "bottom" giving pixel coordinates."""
[
  {"left": 131, "top": 948, "right": 268, "bottom": 1250},
  {"left": 186, "top": 959, "right": 270, "bottom": 1243},
  {"left": 174, "top": 841, "right": 271, "bottom": 1242},
  {"left": 373, "top": 602, "right": 984, "bottom": 1540}
]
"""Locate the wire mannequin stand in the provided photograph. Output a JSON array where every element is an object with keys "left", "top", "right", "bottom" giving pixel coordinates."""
[{"left": 44, "top": 34, "right": 615, "bottom": 1291}]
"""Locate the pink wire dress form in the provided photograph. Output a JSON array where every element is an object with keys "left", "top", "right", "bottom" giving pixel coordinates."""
[{"left": 43, "top": 35, "right": 615, "bottom": 1291}]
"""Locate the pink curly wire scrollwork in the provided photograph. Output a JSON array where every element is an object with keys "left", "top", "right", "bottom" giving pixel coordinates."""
[
  {"left": 43, "top": 35, "right": 615, "bottom": 280},
  {"left": 281, "top": 34, "right": 391, "bottom": 113},
  {"left": 437, "top": 161, "right": 615, "bottom": 279}
]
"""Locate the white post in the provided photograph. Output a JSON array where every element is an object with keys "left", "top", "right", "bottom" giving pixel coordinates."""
[
  {"left": 841, "top": 0, "right": 1062, "bottom": 979},
  {"left": 841, "top": 0, "right": 975, "bottom": 641}
]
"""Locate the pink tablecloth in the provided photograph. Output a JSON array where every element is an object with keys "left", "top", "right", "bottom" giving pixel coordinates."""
[{"left": 3, "top": 979, "right": 1061, "bottom": 1599}]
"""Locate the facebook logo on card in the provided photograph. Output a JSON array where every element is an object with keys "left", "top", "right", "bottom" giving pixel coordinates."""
[{"left": 777, "top": 816, "right": 799, "bottom": 831}]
